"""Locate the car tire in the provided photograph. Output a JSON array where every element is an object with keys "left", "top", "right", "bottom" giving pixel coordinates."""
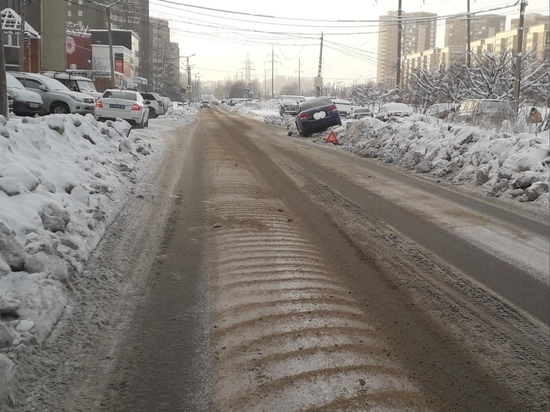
[
  {"left": 51, "top": 102, "right": 70, "bottom": 114},
  {"left": 148, "top": 108, "right": 157, "bottom": 118},
  {"left": 144, "top": 116, "right": 149, "bottom": 128}
]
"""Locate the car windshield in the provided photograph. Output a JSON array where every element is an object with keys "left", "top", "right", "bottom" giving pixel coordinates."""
[
  {"left": 6, "top": 74, "right": 25, "bottom": 89},
  {"left": 76, "top": 80, "right": 98, "bottom": 93},
  {"left": 40, "top": 77, "right": 70, "bottom": 91}
]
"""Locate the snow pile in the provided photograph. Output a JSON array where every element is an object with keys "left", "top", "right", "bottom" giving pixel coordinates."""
[
  {"left": 164, "top": 105, "right": 197, "bottom": 121},
  {"left": 264, "top": 113, "right": 295, "bottom": 128},
  {"left": 0, "top": 113, "right": 159, "bottom": 350},
  {"left": 339, "top": 117, "right": 550, "bottom": 204}
]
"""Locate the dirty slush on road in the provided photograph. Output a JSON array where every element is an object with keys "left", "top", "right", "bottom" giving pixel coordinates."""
[{"left": 5, "top": 111, "right": 549, "bottom": 411}]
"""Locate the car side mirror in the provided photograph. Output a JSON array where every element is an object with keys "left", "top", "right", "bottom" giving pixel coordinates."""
[
  {"left": 39, "top": 85, "right": 48, "bottom": 91},
  {"left": 145, "top": 100, "right": 151, "bottom": 104}
]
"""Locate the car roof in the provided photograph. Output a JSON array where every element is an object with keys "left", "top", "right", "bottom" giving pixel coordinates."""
[
  {"left": 300, "top": 97, "right": 333, "bottom": 111},
  {"left": 382, "top": 103, "right": 413, "bottom": 111},
  {"left": 332, "top": 99, "right": 351, "bottom": 104}
]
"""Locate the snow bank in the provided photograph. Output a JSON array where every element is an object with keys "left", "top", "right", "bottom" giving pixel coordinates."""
[
  {"left": 339, "top": 117, "right": 549, "bottom": 205},
  {"left": 0, "top": 113, "right": 154, "bottom": 346}
]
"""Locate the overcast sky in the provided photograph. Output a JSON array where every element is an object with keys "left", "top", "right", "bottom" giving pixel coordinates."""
[{"left": 149, "top": 0, "right": 549, "bottom": 85}]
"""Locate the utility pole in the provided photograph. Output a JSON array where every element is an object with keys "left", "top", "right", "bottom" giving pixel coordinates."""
[
  {"left": 19, "top": 0, "right": 29, "bottom": 71},
  {"left": 295, "top": 59, "right": 302, "bottom": 94},
  {"left": 92, "top": 0, "right": 124, "bottom": 88},
  {"left": 513, "top": 0, "right": 528, "bottom": 106},
  {"left": 264, "top": 46, "right": 280, "bottom": 99},
  {"left": 182, "top": 54, "right": 195, "bottom": 99},
  {"left": 0, "top": 26, "right": 8, "bottom": 118},
  {"left": 396, "top": 0, "right": 403, "bottom": 87},
  {"left": 467, "top": 0, "right": 471, "bottom": 67},
  {"left": 316, "top": 33, "right": 324, "bottom": 96}
]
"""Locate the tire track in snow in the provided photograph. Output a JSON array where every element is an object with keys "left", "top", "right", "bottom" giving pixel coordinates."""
[{"left": 204, "top": 143, "right": 437, "bottom": 411}]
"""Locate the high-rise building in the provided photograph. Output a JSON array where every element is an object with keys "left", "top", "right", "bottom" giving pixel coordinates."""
[
  {"left": 66, "top": 0, "right": 150, "bottom": 82},
  {"left": 377, "top": 11, "right": 437, "bottom": 88},
  {"left": 444, "top": 14, "right": 506, "bottom": 49},
  {"left": 149, "top": 17, "right": 178, "bottom": 94}
]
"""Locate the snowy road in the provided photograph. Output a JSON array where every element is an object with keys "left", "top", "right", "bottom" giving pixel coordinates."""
[{"left": 5, "top": 108, "right": 549, "bottom": 411}]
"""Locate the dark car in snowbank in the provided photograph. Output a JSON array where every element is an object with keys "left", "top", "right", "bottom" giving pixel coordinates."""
[{"left": 295, "top": 97, "right": 342, "bottom": 137}]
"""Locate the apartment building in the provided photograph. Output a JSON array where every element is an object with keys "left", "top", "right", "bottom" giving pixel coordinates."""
[
  {"left": 402, "top": 20, "right": 549, "bottom": 87},
  {"left": 147, "top": 17, "right": 182, "bottom": 98},
  {"left": 377, "top": 11, "right": 437, "bottom": 88},
  {"left": 511, "top": 12, "right": 549, "bottom": 30},
  {"left": 444, "top": 14, "right": 506, "bottom": 49}
]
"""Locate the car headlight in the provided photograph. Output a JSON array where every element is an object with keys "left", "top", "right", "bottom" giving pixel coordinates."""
[{"left": 70, "top": 94, "right": 84, "bottom": 103}]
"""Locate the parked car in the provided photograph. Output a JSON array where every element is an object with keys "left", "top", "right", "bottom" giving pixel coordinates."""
[
  {"left": 375, "top": 103, "right": 414, "bottom": 121},
  {"left": 200, "top": 100, "right": 210, "bottom": 109},
  {"left": 140, "top": 92, "right": 165, "bottom": 118},
  {"left": 350, "top": 106, "right": 374, "bottom": 119},
  {"left": 279, "top": 95, "right": 305, "bottom": 116},
  {"left": 425, "top": 103, "right": 456, "bottom": 120},
  {"left": 332, "top": 99, "right": 352, "bottom": 117},
  {"left": 172, "top": 101, "right": 185, "bottom": 110},
  {"left": 295, "top": 97, "right": 342, "bottom": 137},
  {"left": 8, "top": 95, "right": 13, "bottom": 111},
  {"left": 6, "top": 73, "right": 43, "bottom": 116},
  {"left": 41, "top": 72, "right": 102, "bottom": 100},
  {"left": 279, "top": 99, "right": 300, "bottom": 116},
  {"left": 95, "top": 89, "right": 149, "bottom": 128},
  {"left": 446, "top": 99, "right": 515, "bottom": 125},
  {"left": 11, "top": 72, "right": 96, "bottom": 115}
]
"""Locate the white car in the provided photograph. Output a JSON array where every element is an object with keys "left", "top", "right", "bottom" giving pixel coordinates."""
[
  {"left": 332, "top": 99, "right": 352, "bottom": 117},
  {"left": 375, "top": 103, "right": 414, "bottom": 121},
  {"left": 95, "top": 89, "right": 149, "bottom": 128}
]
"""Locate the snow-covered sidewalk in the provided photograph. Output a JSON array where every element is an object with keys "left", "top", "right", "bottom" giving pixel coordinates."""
[{"left": 0, "top": 108, "right": 196, "bottom": 400}]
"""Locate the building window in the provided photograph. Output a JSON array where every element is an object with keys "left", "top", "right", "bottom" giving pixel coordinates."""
[
  {"left": 78, "top": 0, "right": 83, "bottom": 4},
  {"left": 78, "top": 10, "right": 83, "bottom": 16},
  {"left": 3, "top": 33, "right": 19, "bottom": 47},
  {"left": 67, "top": 10, "right": 72, "bottom": 17}
]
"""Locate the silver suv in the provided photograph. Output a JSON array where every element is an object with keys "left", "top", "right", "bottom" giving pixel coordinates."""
[
  {"left": 11, "top": 72, "right": 96, "bottom": 115},
  {"left": 41, "top": 72, "right": 102, "bottom": 100}
]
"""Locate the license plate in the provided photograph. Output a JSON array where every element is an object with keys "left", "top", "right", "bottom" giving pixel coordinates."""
[
  {"left": 29, "top": 103, "right": 40, "bottom": 108},
  {"left": 110, "top": 104, "right": 125, "bottom": 109}
]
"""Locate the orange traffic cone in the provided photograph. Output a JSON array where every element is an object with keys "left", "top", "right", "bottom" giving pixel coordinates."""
[{"left": 326, "top": 131, "right": 338, "bottom": 144}]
